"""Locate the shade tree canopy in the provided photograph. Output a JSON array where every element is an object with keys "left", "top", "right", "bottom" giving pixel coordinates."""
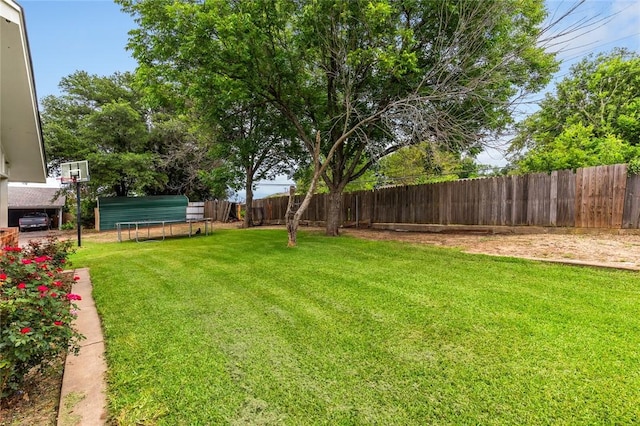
[
  {"left": 42, "top": 71, "right": 219, "bottom": 200},
  {"left": 199, "top": 98, "right": 300, "bottom": 227},
  {"left": 118, "top": 0, "right": 574, "bottom": 243}
]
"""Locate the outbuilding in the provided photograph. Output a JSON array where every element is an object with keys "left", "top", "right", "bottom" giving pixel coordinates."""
[
  {"left": 97, "top": 195, "right": 189, "bottom": 231},
  {"left": 8, "top": 186, "right": 65, "bottom": 229}
]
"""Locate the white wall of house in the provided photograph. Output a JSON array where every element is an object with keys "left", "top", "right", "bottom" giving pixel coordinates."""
[{"left": 0, "top": 0, "right": 47, "bottom": 227}]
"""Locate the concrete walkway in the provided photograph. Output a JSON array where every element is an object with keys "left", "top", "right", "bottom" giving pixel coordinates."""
[{"left": 57, "top": 268, "right": 108, "bottom": 426}]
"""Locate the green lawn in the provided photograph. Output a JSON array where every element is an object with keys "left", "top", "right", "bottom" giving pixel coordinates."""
[{"left": 72, "top": 229, "right": 640, "bottom": 425}]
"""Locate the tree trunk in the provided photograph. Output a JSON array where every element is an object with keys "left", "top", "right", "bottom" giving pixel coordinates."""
[
  {"left": 243, "top": 171, "right": 253, "bottom": 228},
  {"left": 325, "top": 190, "right": 342, "bottom": 236},
  {"left": 285, "top": 186, "right": 298, "bottom": 247}
]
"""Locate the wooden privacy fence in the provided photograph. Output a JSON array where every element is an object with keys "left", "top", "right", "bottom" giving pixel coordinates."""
[
  {"left": 203, "top": 200, "right": 233, "bottom": 222},
  {"left": 250, "top": 164, "right": 640, "bottom": 229}
]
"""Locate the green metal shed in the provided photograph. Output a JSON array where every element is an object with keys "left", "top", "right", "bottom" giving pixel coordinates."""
[{"left": 97, "top": 195, "right": 189, "bottom": 231}]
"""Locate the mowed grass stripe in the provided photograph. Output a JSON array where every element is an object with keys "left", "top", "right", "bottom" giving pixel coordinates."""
[{"left": 72, "top": 229, "right": 640, "bottom": 425}]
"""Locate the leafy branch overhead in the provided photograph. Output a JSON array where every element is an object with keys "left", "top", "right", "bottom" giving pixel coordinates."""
[{"left": 118, "top": 0, "right": 568, "bottom": 242}]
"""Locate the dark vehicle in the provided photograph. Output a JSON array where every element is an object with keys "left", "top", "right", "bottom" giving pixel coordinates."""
[{"left": 19, "top": 212, "right": 51, "bottom": 232}]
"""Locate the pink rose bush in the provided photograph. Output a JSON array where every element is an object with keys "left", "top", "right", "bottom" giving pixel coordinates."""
[{"left": 0, "top": 237, "right": 83, "bottom": 399}]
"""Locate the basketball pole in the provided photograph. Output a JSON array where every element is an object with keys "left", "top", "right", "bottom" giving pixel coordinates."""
[{"left": 75, "top": 178, "right": 82, "bottom": 247}]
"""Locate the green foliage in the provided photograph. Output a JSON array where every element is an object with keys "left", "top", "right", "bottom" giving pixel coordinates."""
[
  {"left": 118, "top": 0, "right": 558, "bottom": 232},
  {"left": 0, "top": 238, "right": 82, "bottom": 399},
  {"left": 72, "top": 230, "right": 640, "bottom": 424},
  {"left": 202, "top": 101, "right": 300, "bottom": 221},
  {"left": 42, "top": 71, "right": 162, "bottom": 197},
  {"left": 511, "top": 49, "right": 640, "bottom": 172},
  {"left": 42, "top": 71, "right": 216, "bottom": 200},
  {"left": 60, "top": 222, "right": 76, "bottom": 231},
  {"left": 377, "top": 143, "right": 481, "bottom": 186},
  {"left": 23, "top": 236, "right": 76, "bottom": 270},
  {"left": 628, "top": 158, "right": 640, "bottom": 176},
  {"left": 197, "top": 166, "right": 237, "bottom": 201}
]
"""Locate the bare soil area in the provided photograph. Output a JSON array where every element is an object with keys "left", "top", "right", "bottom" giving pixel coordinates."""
[
  {"left": 340, "top": 228, "right": 640, "bottom": 271},
  {"left": 0, "top": 358, "right": 63, "bottom": 426}
]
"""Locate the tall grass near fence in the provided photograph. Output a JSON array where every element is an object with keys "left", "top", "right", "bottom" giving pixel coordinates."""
[{"left": 72, "top": 229, "right": 640, "bottom": 425}]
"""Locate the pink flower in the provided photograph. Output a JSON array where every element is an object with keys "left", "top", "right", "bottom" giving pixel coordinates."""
[
  {"left": 37, "top": 285, "right": 48, "bottom": 292},
  {"left": 21, "top": 259, "right": 32, "bottom": 265},
  {"left": 53, "top": 281, "right": 63, "bottom": 288},
  {"left": 66, "top": 293, "right": 82, "bottom": 301},
  {"left": 3, "top": 246, "right": 21, "bottom": 252},
  {"left": 73, "top": 276, "right": 80, "bottom": 281},
  {"left": 0, "top": 273, "right": 6, "bottom": 280},
  {"left": 34, "top": 255, "right": 51, "bottom": 263},
  {"left": 54, "top": 321, "right": 63, "bottom": 326},
  {"left": 20, "top": 327, "right": 31, "bottom": 334},
  {"left": 17, "top": 282, "right": 26, "bottom": 289},
  {"left": 50, "top": 292, "right": 58, "bottom": 298}
]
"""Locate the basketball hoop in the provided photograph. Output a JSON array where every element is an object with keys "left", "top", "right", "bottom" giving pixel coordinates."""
[
  {"left": 60, "top": 160, "right": 89, "bottom": 184},
  {"left": 60, "top": 175, "right": 78, "bottom": 185},
  {"left": 59, "top": 160, "right": 90, "bottom": 247}
]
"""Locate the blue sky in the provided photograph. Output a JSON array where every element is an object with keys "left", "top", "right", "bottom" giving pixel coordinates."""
[
  {"left": 21, "top": 0, "right": 137, "bottom": 99},
  {"left": 17, "top": 0, "right": 640, "bottom": 196}
]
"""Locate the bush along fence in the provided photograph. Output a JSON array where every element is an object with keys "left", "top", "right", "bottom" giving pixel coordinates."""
[{"left": 245, "top": 163, "right": 640, "bottom": 230}]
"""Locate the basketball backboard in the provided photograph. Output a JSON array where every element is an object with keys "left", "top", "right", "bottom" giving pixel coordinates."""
[{"left": 60, "top": 160, "right": 90, "bottom": 184}]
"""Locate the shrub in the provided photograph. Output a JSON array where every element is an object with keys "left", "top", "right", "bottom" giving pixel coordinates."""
[
  {"left": 0, "top": 238, "right": 84, "bottom": 399},
  {"left": 23, "top": 235, "right": 75, "bottom": 270},
  {"left": 60, "top": 222, "right": 76, "bottom": 231},
  {"left": 628, "top": 158, "right": 640, "bottom": 176}
]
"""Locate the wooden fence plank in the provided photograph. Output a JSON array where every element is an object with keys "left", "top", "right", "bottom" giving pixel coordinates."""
[
  {"left": 556, "top": 170, "right": 575, "bottom": 227},
  {"left": 575, "top": 168, "right": 585, "bottom": 227},
  {"left": 612, "top": 164, "right": 628, "bottom": 228},
  {"left": 623, "top": 175, "right": 640, "bottom": 228},
  {"left": 550, "top": 171, "right": 558, "bottom": 226}
]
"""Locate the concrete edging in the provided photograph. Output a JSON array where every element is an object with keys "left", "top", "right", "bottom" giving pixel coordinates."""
[{"left": 57, "top": 268, "right": 107, "bottom": 426}]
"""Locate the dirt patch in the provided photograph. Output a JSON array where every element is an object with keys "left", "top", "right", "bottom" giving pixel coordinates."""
[
  {"left": 340, "top": 228, "right": 640, "bottom": 270},
  {"left": 0, "top": 358, "right": 64, "bottom": 426}
]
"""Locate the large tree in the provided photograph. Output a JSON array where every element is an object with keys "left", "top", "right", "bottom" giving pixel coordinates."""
[
  {"left": 200, "top": 101, "right": 299, "bottom": 227},
  {"left": 146, "top": 113, "right": 223, "bottom": 200},
  {"left": 119, "top": 0, "right": 562, "bottom": 243},
  {"left": 42, "top": 71, "right": 218, "bottom": 199},
  {"left": 191, "top": 71, "right": 300, "bottom": 226},
  {"left": 43, "top": 71, "right": 163, "bottom": 197},
  {"left": 509, "top": 48, "right": 640, "bottom": 172}
]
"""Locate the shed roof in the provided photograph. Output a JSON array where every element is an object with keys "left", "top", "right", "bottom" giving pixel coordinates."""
[{"left": 8, "top": 186, "right": 65, "bottom": 208}]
